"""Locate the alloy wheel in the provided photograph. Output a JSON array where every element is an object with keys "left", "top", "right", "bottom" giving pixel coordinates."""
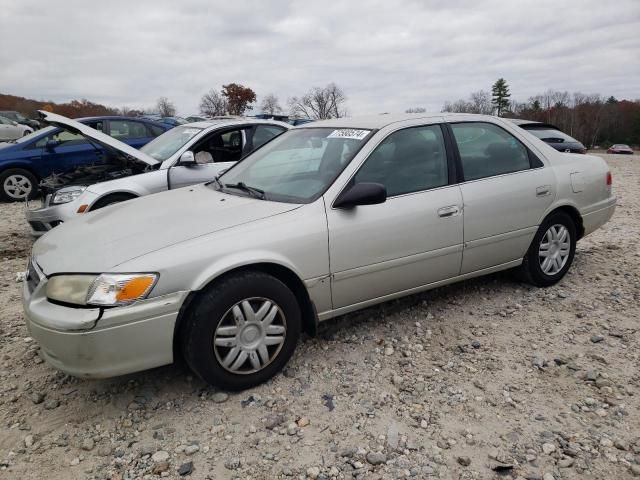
[
  {"left": 538, "top": 224, "right": 571, "bottom": 275},
  {"left": 3, "top": 174, "right": 32, "bottom": 200},
  {"left": 213, "top": 297, "right": 287, "bottom": 374}
]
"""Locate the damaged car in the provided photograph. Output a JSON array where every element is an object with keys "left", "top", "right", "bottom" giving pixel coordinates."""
[
  {"left": 25, "top": 111, "right": 290, "bottom": 235},
  {"left": 23, "top": 113, "right": 615, "bottom": 390},
  {"left": 0, "top": 115, "right": 168, "bottom": 202}
]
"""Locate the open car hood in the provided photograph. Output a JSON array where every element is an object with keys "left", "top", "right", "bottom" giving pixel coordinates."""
[{"left": 37, "top": 110, "right": 159, "bottom": 167}]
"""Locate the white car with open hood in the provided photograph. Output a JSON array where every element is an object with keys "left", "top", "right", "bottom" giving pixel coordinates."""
[
  {"left": 22, "top": 113, "right": 615, "bottom": 390},
  {"left": 25, "top": 111, "right": 289, "bottom": 235}
]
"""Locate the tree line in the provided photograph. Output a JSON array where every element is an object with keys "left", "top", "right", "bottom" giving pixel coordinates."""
[
  {"left": 439, "top": 79, "right": 640, "bottom": 147},
  {"left": 0, "top": 82, "right": 350, "bottom": 122}
]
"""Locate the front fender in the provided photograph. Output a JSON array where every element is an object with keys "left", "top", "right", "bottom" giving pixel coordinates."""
[{"left": 190, "top": 250, "right": 306, "bottom": 292}]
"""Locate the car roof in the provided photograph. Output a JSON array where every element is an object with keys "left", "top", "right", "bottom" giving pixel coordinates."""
[
  {"left": 187, "top": 119, "right": 291, "bottom": 129},
  {"left": 506, "top": 118, "right": 560, "bottom": 130},
  {"left": 72, "top": 115, "right": 167, "bottom": 125},
  {"left": 294, "top": 113, "right": 449, "bottom": 130}
]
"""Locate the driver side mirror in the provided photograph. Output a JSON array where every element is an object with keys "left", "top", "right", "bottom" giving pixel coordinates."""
[
  {"left": 334, "top": 182, "right": 387, "bottom": 209},
  {"left": 178, "top": 151, "right": 196, "bottom": 167}
]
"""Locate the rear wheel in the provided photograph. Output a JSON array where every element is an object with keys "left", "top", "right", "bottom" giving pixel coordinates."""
[
  {"left": 180, "top": 271, "right": 301, "bottom": 390},
  {"left": 91, "top": 193, "right": 137, "bottom": 210},
  {"left": 519, "top": 211, "right": 577, "bottom": 287},
  {"left": 0, "top": 168, "right": 37, "bottom": 202}
]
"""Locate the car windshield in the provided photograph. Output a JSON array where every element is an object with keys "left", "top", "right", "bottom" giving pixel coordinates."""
[
  {"left": 614, "top": 144, "right": 629, "bottom": 148},
  {"left": 215, "top": 127, "right": 372, "bottom": 203},
  {"left": 525, "top": 128, "right": 578, "bottom": 143},
  {"left": 13, "top": 126, "right": 56, "bottom": 144},
  {"left": 140, "top": 125, "right": 204, "bottom": 161}
]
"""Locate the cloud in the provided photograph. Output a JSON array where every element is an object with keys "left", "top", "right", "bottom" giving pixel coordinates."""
[{"left": 1, "top": 0, "right": 638, "bottom": 115}]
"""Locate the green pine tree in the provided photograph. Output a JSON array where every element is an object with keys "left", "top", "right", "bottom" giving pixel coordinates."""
[{"left": 491, "top": 78, "right": 511, "bottom": 117}]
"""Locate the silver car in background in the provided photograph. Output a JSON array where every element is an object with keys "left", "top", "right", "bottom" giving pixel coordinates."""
[
  {"left": 22, "top": 113, "right": 615, "bottom": 390},
  {"left": 25, "top": 112, "right": 289, "bottom": 235}
]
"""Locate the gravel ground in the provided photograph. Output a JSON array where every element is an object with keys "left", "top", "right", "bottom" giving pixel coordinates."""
[{"left": 0, "top": 153, "right": 638, "bottom": 480}]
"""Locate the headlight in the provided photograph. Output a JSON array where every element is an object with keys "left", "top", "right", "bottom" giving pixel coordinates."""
[
  {"left": 51, "top": 186, "right": 87, "bottom": 205},
  {"left": 46, "top": 273, "right": 158, "bottom": 306}
]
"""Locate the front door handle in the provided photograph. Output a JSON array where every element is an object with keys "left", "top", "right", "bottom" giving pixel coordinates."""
[{"left": 438, "top": 205, "right": 460, "bottom": 218}]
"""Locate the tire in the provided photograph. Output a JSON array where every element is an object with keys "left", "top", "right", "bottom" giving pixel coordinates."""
[
  {"left": 180, "top": 271, "right": 301, "bottom": 390},
  {"left": 518, "top": 211, "right": 577, "bottom": 287},
  {"left": 91, "top": 193, "right": 137, "bottom": 210},
  {"left": 0, "top": 168, "right": 38, "bottom": 202}
]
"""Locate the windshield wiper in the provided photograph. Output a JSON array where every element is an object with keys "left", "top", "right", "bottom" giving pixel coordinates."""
[{"left": 223, "top": 181, "right": 266, "bottom": 199}]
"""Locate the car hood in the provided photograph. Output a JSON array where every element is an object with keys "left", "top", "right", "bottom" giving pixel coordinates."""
[
  {"left": 38, "top": 110, "right": 159, "bottom": 167},
  {"left": 32, "top": 184, "right": 301, "bottom": 274}
]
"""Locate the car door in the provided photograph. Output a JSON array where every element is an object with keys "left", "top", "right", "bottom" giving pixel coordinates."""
[
  {"left": 0, "top": 117, "right": 18, "bottom": 140},
  {"left": 168, "top": 126, "right": 248, "bottom": 189},
  {"left": 39, "top": 120, "right": 106, "bottom": 173},
  {"left": 448, "top": 121, "right": 556, "bottom": 274},
  {"left": 326, "top": 124, "right": 464, "bottom": 309}
]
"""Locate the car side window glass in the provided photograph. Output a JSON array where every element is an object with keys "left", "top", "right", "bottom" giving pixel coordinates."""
[
  {"left": 191, "top": 128, "right": 246, "bottom": 164},
  {"left": 354, "top": 125, "right": 448, "bottom": 197},
  {"left": 147, "top": 124, "right": 166, "bottom": 137},
  {"left": 34, "top": 121, "right": 104, "bottom": 148},
  {"left": 451, "top": 122, "right": 530, "bottom": 181},
  {"left": 110, "top": 120, "right": 147, "bottom": 140},
  {"left": 253, "top": 125, "right": 286, "bottom": 149}
]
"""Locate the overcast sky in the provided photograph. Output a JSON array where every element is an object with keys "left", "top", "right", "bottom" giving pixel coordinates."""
[{"left": 1, "top": 0, "right": 638, "bottom": 116}]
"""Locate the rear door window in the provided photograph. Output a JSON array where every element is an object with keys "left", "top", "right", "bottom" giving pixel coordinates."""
[
  {"left": 109, "top": 120, "right": 148, "bottom": 140},
  {"left": 450, "top": 122, "right": 531, "bottom": 181},
  {"left": 252, "top": 125, "right": 287, "bottom": 149}
]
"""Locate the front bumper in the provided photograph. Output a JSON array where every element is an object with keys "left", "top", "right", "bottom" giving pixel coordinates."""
[
  {"left": 25, "top": 195, "right": 82, "bottom": 236},
  {"left": 22, "top": 267, "right": 188, "bottom": 378}
]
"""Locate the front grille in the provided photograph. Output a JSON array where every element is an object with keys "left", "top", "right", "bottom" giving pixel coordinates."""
[
  {"left": 26, "top": 260, "right": 42, "bottom": 293},
  {"left": 50, "top": 220, "right": 63, "bottom": 228},
  {"left": 28, "top": 221, "right": 47, "bottom": 232}
]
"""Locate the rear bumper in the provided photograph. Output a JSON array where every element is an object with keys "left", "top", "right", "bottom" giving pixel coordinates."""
[
  {"left": 22, "top": 275, "right": 188, "bottom": 378},
  {"left": 582, "top": 197, "right": 616, "bottom": 236}
]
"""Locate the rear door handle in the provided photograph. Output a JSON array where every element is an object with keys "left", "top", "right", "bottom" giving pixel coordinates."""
[
  {"left": 437, "top": 205, "right": 460, "bottom": 218},
  {"left": 536, "top": 186, "right": 551, "bottom": 196}
]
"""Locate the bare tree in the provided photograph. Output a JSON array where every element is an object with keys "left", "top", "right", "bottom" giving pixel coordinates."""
[
  {"left": 469, "top": 90, "right": 493, "bottom": 114},
  {"left": 442, "top": 90, "right": 492, "bottom": 114},
  {"left": 288, "top": 83, "right": 347, "bottom": 119},
  {"left": 442, "top": 99, "right": 474, "bottom": 113},
  {"left": 156, "top": 97, "right": 176, "bottom": 117},
  {"left": 199, "top": 90, "right": 227, "bottom": 117},
  {"left": 405, "top": 107, "right": 426, "bottom": 113},
  {"left": 260, "top": 94, "right": 283, "bottom": 115}
]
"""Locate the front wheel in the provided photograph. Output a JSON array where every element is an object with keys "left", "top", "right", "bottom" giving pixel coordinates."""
[
  {"left": 180, "top": 271, "right": 301, "bottom": 390},
  {"left": 519, "top": 211, "right": 577, "bottom": 287},
  {"left": 0, "top": 168, "right": 38, "bottom": 202}
]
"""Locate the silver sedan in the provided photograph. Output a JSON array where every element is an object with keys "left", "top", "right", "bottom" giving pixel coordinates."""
[{"left": 22, "top": 113, "right": 616, "bottom": 390}]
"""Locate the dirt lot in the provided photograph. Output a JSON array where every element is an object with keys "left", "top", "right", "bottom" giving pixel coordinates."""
[{"left": 0, "top": 153, "right": 638, "bottom": 480}]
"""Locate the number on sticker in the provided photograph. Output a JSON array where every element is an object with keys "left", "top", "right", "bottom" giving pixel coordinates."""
[{"left": 327, "top": 129, "right": 370, "bottom": 140}]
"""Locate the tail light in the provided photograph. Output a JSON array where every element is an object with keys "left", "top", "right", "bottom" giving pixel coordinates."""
[{"left": 606, "top": 172, "right": 612, "bottom": 186}]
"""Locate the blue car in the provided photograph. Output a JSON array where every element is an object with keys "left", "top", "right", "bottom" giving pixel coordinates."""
[{"left": 0, "top": 116, "right": 169, "bottom": 201}]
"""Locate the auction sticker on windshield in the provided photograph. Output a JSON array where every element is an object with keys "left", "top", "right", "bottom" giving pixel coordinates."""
[{"left": 327, "top": 129, "right": 370, "bottom": 140}]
